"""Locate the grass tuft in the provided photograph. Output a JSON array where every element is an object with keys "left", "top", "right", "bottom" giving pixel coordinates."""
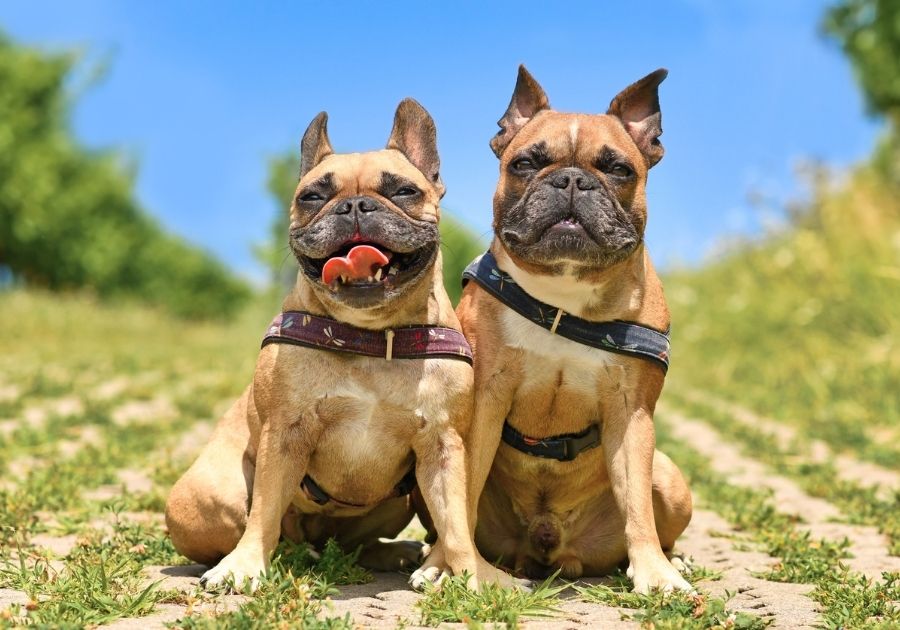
[{"left": 416, "top": 573, "right": 566, "bottom": 628}]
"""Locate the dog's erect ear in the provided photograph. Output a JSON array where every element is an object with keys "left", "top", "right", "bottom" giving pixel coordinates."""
[
  {"left": 387, "top": 98, "right": 444, "bottom": 197},
  {"left": 490, "top": 65, "right": 550, "bottom": 158},
  {"left": 299, "top": 112, "right": 334, "bottom": 179},
  {"left": 607, "top": 69, "right": 668, "bottom": 168}
]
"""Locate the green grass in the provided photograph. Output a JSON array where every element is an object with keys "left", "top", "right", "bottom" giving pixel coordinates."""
[
  {"left": 576, "top": 576, "right": 767, "bottom": 630},
  {"left": 169, "top": 541, "right": 369, "bottom": 629},
  {"left": 655, "top": 415, "right": 900, "bottom": 629},
  {"left": 667, "top": 392, "right": 900, "bottom": 555},
  {"left": 1, "top": 545, "right": 164, "bottom": 626},
  {"left": 0, "top": 289, "right": 266, "bottom": 626},
  {"left": 571, "top": 561, "right": 771, "bottom": 630},
  {"left": 415, "top": 565, "right": 758, "bottom": 629},
  {"left": 416, "top": 573, "right": 566, "bottom": 627}
]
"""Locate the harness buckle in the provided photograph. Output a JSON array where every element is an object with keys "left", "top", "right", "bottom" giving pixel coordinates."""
[
  {"left": 560, "top": 439, "right": 578, "bottom": 462},
  {"left": 385, "top": 329, "right": 395, "bottom": 360},
  {"left": 562, "top": 426, "right": 601, "bottom": 461}
]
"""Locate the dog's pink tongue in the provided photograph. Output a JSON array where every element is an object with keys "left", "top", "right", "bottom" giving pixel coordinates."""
[{"left": 321, "top": 245, "right": 390, "bottom": 285}]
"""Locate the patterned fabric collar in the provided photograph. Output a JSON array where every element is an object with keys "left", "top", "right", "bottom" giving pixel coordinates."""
[
  {"left": 262, "top": 311, "right": 473, "bottom": 364},
  {"left": 462, "top": 251, "right": 670, "bottom": 373}
]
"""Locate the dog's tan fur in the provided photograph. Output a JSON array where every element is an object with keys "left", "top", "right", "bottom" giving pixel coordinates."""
[
  {"left": 415, "top": 68, "right": 693, "bottom": 593},
  {"left": 165, "top": 100, "right": 516, "bottom": 590}
]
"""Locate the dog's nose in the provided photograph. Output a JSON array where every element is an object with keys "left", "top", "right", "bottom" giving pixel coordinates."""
[
  {"left": 335, "top": 196, "right": 379, "bottom": 215},
  {"left": 550, "top": 167, "right": 596, "bottom": 191}
]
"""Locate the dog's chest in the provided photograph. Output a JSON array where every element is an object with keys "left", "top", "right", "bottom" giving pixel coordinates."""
[
  {"left": 317, "top": 362, "right": 426, "bottom": 434},
  {"left": 501, "top": 309, "right": 619, "bottom": 435},
  {"left": 310, "top": 357, "right": 460, "bottom": 464}
]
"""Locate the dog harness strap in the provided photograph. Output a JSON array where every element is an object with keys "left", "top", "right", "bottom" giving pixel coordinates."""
[
  {"left": 301, "top": 474, "right": 342, "bottom": 506},
  {"left": 501, "top": 421, "right": 600, "bottom": 462},
  {"left": 462, "top": 252, "right": 670, "bottom": 372},
  {"left": 261, "top": 312, "right": 473, "bottom": 364},
  {"left": 300, "top": 469, "right": 417, "bottom": 508}
]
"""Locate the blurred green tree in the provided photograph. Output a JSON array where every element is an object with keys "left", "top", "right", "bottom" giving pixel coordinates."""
[
  {"left": 0, "top": 32, "right": 250, "bottom": 318},
  {"left": 824, "top": 0, "right": 900, "bottom": 124},
  {"left": 823, "top": 0, "right": 900, "bottom": 183},
  {"left": 260, "top": 151, "right": 485, "bottom": 304},
  {"left": 255, "top": 153, "right": 301, "bottom": 292}
]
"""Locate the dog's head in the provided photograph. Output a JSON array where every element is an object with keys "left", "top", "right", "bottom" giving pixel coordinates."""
[
  {"left": 490, "top": 66, "right": 667, "bottom": 275},
  {"left": 289, "top": 99, "right": 445, "bottom": 309}
]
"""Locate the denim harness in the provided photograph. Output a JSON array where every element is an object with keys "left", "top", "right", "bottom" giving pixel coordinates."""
[{"left": 462, "top": 251, "right": 670, "bottom": 462}]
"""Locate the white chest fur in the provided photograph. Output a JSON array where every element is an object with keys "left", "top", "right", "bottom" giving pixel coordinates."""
[{"left": 500, "top": 308, "right": 619, "bottom": 405}]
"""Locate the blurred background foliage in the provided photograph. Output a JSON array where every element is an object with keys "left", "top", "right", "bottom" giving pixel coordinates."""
[
  {"left": 0, "top": 32, "right": 249, "bottom": 319},
  {"left": 0, "top": 29, "right": 484, "bottom": 316},
  {"left": 823, "top": 0, "right": 900, "bottom": 186},
  {"left": 824, "top": 0, "right": 900, "bottom": 124},
  {"left": 663, "top": 0, "right": 900, "bottom": 443}
]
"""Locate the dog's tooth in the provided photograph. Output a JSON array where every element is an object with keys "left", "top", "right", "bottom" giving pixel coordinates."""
[
  {"left": 374, "top": 268, "right": 383, "bottom": 282},
  {"left": 367, "top": 275, "right": 374, "bottom": 282},
  {"left": 341, "top": 274, "right": 348, "bottom": 284},
  {"left": 388, "top": 265, "right": 398, "bottom": 276}
]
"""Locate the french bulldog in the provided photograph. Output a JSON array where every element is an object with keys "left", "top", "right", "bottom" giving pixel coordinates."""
[
  {"left": 416, "top": 67, "right": 693, "bottom": 594},
  {"left": 165, "top": 99, "right": 517, "bottom": 591}
]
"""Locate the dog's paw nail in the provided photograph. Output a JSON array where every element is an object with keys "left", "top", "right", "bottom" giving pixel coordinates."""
[{"left": 199, "top": 577, "right": 207, "bottom": 587}]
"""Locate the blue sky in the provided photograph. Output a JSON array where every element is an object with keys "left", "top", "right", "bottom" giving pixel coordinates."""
[{"left": 0, "top": 1, "right": 880, "bottom": 282}]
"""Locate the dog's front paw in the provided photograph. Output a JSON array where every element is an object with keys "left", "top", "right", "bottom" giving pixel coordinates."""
[
  {"left": 409, "top": 542, "right": 531, "bottom": 592},
  {"left": 200, "top": 550, "right": 267, "bottom": 593},
  {"left": 409, "top": 542, "right": 451, "bottom": 591},
  {"left": 667, "top": 552, "right": 694, "bottom": 576},
  {"left": 627, "top": 554, "right": 693, "bottom": 594}
]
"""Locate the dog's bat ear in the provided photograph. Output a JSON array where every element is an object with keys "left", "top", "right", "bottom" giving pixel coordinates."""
[
  {"left": 387, "top": 98, "right": 444, "bottom": 197},
  {"left": 490, "top": 65, "right": 550, "bottom": 158},
  {"left": 607, "top": 68, "right": 668, "bottom": 168},
  {"left": 299, "top": 111, "right": 334, "bottom": 180}
]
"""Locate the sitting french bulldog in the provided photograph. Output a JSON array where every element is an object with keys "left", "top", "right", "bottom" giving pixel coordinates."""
[
  {"left": 165, "top": 99, "right": 517, "bottom": 591},
  {"left": 415, "top": 67, "right": 693, "bottom": 594}
]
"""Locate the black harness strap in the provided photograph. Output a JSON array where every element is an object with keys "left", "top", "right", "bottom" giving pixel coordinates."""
[
  {"left": 501, "top": 422, "right": 601, "bottom": 462},
  {"left": 301, "top": 468, "right": 417, "bottom": 508},
  {"left": 462, "top": 251, "right": 670, "bottom": 372}
]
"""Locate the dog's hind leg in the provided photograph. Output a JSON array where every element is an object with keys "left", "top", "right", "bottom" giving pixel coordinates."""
[
  {"left": 577, "top": 449, "right": 692, "bottom": 576},
  {"left": 165, "top": 388, "right": 254, "bottom": 566}
]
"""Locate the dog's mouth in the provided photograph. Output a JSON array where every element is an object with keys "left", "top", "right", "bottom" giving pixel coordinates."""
[
  {"left": 299, "top": 240, "right": 436, "bottom": 292},
  {"left": 545, "top": 215, "right": 589, "bottom": 236}
]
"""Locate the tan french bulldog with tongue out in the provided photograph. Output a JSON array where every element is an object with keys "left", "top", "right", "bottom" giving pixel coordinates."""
[
  {"left": 165, "top": 99, "right": 521, "bottom": 592},
  {"left": 412, "top": 67, "right": 694, "bottom": 594}
]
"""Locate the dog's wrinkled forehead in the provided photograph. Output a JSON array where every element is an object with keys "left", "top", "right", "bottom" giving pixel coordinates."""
[
  {"left": 295, "top": 149, "right": 441, "bottom": 222},
  {"left": 504, "top": 112, "right": 648, "bottom": 177}
]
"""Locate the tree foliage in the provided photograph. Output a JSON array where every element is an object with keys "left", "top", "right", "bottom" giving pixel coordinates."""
[
  {"left": 823, "top": 0, "right": 900, "bottom": 124},
  {"left": 260, "top": 151, "right": 485, "bottom": 304},
  {"left": 0, "top": 32, "right": 250, "bottom": 318}
]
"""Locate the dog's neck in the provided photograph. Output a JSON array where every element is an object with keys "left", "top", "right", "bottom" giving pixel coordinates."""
[
  {"left": 491, "top": 240, "right": 668, "bottom": 327},
  {"left": 282, "top": 251, "right": 459, "bottom": 331}
]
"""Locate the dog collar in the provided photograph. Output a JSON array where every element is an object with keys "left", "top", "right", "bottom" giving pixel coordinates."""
[
  {"left": 262, "top": 311, "right": 473, "bottom": 364},
  {"left": 462, "top": 251, "right": 669, "bottom": 372}
]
